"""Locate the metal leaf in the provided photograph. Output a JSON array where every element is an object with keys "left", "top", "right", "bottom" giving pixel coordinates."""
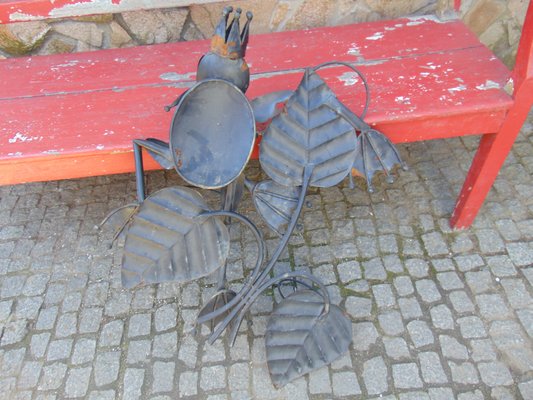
[
  {"left": 260, "top": 68, "right": 357, "bottom": 188},
  {"left": 352, "top": 129, "right": 405, "bottom": 193},
  {"left": 251, "top": 90, "right": 293, "bottom": 123},
  {"left": 266, "top": 289, "right": 352, "bottom": 388},
  {"left": 248, "top": 179, "right": 301, "bottom": 236},
  {"left": 121, "top": 187, "right": 230, "bottom": 288}
]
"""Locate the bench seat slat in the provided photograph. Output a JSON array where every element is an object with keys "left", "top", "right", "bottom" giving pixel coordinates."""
[
  {"left": 2, "top": 17, "right": 485, "bottom": 99},
  {"left": 0, "top": 17, "right": 514, "bottom": 185}
]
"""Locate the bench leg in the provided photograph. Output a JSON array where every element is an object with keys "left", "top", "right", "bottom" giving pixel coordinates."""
[{"left": 450, "top": 90, "right": 533, "bottom": 229}]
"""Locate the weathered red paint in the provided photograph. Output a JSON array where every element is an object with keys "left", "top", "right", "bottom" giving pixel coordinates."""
[
  {"left": 1, "top": 8, "right": 532, "bottom": 229},
  {"left": 0, "top": 0, "right": 95, "bottom": 23}
]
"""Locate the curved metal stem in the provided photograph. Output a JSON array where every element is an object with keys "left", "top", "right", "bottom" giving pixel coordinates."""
[
  {"left": 312, "top": 61, "right": 370, "bottom": 119},
  {"left": 195, "top": 210, "right": 266, "bottom": 324},
  {"left": 207, "top": 164, "right": 314, "bottom": 344},
  {"left": 227, "top": 271, "right": 331, "bottom": 345}
]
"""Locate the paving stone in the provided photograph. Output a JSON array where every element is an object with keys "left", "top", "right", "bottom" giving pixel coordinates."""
[
  {"left": 345, "top": 296, "right": 372, "bottom": 319},
  {"left": 476, "top": 229, "right": 505, "bottom": 253},
  {"left": 128, "top": 313, "right": 151, "bottom": 338},
  {"left": 78, "top": 307, "right": 103, "bottom": 333},
  {"left": 506, "top": 242, "right": 533, "bottom": 266},
  {"left": 399, "top": 392, "right": 430, "bottom": 400},
  {"left": 178, "top": 336, "right": 198, "bottom": 367},
  {"left": 127, "top": 340, "right": 151, "bottom": 364},
  {"left": 392, "top": 363, "right": 423, "bottom": 389},
  {"left": 464, "top": 270, "right": 494, "bottom": 294},
  {"left": 439, "top": 335, "right": 468, "bottom": 360},
  {"left": 336, "top": 260, "right": 362, "bottom": 283},
  {"left": 155, "top": 304, "right": 178, "bottom": 332},
  {"left": 436, "top": 272, "right": 464, "bottom": 291},
  {"left": 22, "top": 274, "right": 49, "bottom": 296},
  {"left": 383, "top": 336, "right": 411, "bottom": 360},
  {"left": 1, "top": 317, "right": 29, "bottom": 345},
  {"left": 153, "top": 331, "right": 178, "bottom": 359},
  {"left": 179, "top": 371, "right": 198, "bottom": 397},
  {"left": 518, "top": 380, "right": 533, "bottom": 399},
  {"left": 378, "top": 311, "right": 405, "bottom": 336},
  {"left": 71, "top": 338, "right": 96, "bottom": 365},
  {"left": 457, "top": 389, "right": 484, "bottom": 400},
  {"left": 84, "top": 282, "right": 109, "bottom": 307},
  {"left": 17, "top": 361, "right": 42, "bottom": 389},
  {"left": 332, "top": 371, "right": 361, "bottom": 396},
  {"left": 431, "top": 258, "right": 455, "bottom": 272},
  {"left": 152, "top": 361, "right": 175, "bottom": 393},
  {"left": 47, "top": 338, "right": 73, "bottom": 361},
  {"left": 500, "top": 278, "right": 532, "bottom": 309},
  {"left": 94, "top": 351, "right": 120, "bottom": 387},
  {"left": 30, "top": 333, "right": 50, "bottom": 359},
  {"left": 55, "top": 313, "right": 77, "bottom": 338},
  {"left": 352, "top": 322, "right": 379, "bottom": 351},
  {"left": 372, "top": 284, "right": 396, "bottom": 308},
  {"left": 362, "top": 258, "right": 387, "bottom": 280},
  {"left": 449, "top": 291, "right": 475, "bottom": 314},
  {"left": 430, "top": 304, "right": 454, "bottom": 330},
  {"left": 454, "top": 254, "right": 484, "bottom": 272},
  {"left": 516, "top": 308, "right": 533, "bottom": 337},
  {"left": 457, "top": 316, "right": 487, "bottom": 339},
  {"left": 419, "top": 352, "right": 447, "bottom": 384},
  {"left": 87, "top": 390, "right": 115, "bottom": 400},
  {"left": 394, "top": 276, "right": 414, "bottom": 296},
  {"left": 476, "top": 293, "right": 511, "bottom": 320},
  {"left": 398, "top": 297, "right": 423, "bottom": 320},
  {"left": 38, "top": 362, "right": 67, "bottom": 390},
  {"left": 491, "top": 387, "right": 515, "bottom": 400},
  {"left": 1, "top": 275, "right": 25, "bottom": 298},
  {"left": 415, "top": 279, "right": 442, "bottom": 303},
  {"left": 449, "top": 361, "right": 479, "bottom": 384},
  {"left": 487, "top": 255, "right": 517, "bottom": 278},
  {"left": 104, "top": 291, "right": 132, "bottom": 317},
  {"left": 407, "top": 320, "right": 434, "bottom": 348},
  {"left": 470, "top": 338, "right": 497, "bottom": 362},
  {"left": 200, "top": 365, "right": 226, "bottom": 391},
  {"left": 427, "top": 387, "right": 455, "bottom": 400},
  {"left": 477, "top": 361, "right": 513, "bottom": 387},
  {"left": 405, "top": 259, "right": 430, "bottom": 278},
  {"left": 362, "top": 356, "right": 388, "bottom": 395},
  {"left": 421, "top": 232, "right": 448, "bottom": 256},
  {"left": 99, "top": 320, "right": 123, "bottom": 347},
  {"left": 35, "top": 306, "right": 58, "bottom": 330},
  {"left": 64, "top": 366, "right": 91, "bottom": 398},
  {"left": 123, "top": 368, "right": 144, "bottom": 400},
  {"left": 229, "top": 363, "right": 250, "bottom": 393},
  {"left": 383, "top": 254, "right": 404, "bottom": 274}
]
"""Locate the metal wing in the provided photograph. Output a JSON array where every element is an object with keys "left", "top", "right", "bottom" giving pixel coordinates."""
[{"left": 352, "top": 129, "right": 406, "bottom": 193}]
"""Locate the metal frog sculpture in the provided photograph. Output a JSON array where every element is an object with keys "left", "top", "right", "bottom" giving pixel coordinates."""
[{"left": 101, "top": 6, "right": 406, "bottom": 389}]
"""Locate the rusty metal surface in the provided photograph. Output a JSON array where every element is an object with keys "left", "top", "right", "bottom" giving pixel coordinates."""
[
  {"left": 121, "top": 186, "right": 229, "bottom": 288},
  {"left": 169, "top": 79, "right": 256, "bottom": 189}
]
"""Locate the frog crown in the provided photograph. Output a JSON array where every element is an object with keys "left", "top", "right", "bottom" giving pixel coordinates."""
[{"left": 210, "top": 6, "right": 253, "bottom": 59}]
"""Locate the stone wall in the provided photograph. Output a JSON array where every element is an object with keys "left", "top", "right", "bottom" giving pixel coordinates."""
[{"left": 0, "top": 0, "right": 529, "bottom": 67}]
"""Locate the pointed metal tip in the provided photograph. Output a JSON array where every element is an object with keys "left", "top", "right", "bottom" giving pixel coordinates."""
[
  {"left": 235, "top": 8, "right": 242, "bottom": 16},
  {"left": 246, "top": 11, "right": 253, "bottom": 20},
  {"left": 223, "top": 6, "right": 233, "bottom": 15}
]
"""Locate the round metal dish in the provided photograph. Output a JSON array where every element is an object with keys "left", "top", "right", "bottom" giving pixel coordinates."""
[{"left": 169, "top": 79, "right": 256, "bottom": 189}]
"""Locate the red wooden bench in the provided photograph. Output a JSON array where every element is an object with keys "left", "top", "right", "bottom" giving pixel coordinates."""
[{"left": 0, "top": 1, "right": 532, "bottom": 229}]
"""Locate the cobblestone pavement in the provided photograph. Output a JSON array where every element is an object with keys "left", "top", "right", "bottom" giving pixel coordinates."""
[{"left": 1, "top": 115, "right": 533, "bottom": 400}]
